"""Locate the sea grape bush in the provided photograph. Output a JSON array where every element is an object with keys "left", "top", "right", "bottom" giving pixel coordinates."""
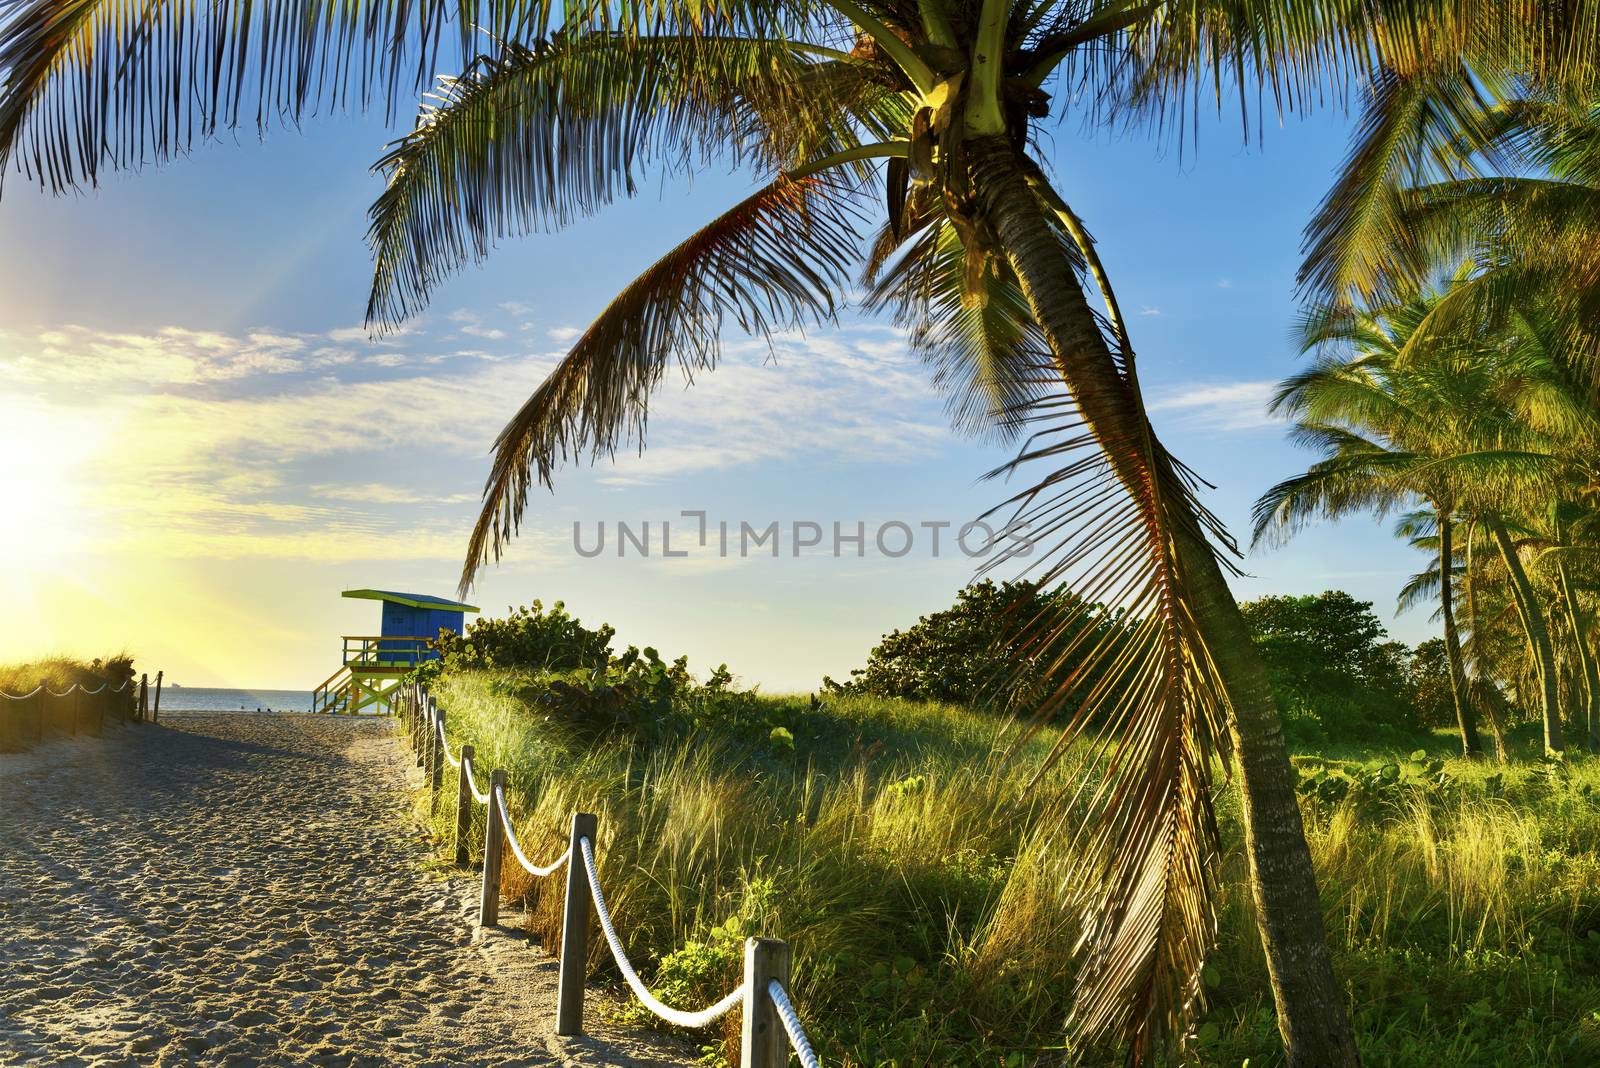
[
  {"left": 436, "top": 599, "right": 615, "bottom": 673},
  {"left": 416, "top": 601, "right": 784, "bottom": 750}
]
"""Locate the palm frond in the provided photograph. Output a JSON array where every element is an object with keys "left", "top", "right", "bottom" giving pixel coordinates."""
[
  {"left": 1298, "top": 63, "right": 1496, "bottom": 307},
  {"left": 1251, "top": 446, "right": 1419, "bottom": 547},
  {"left": 366, "top": 33, "right": 873, "bottom": 326},
  {"left": 459, "top": 173, "right": 859, "bottom": 592},
  {"left": 1397, "top": 564, "right": 1450, "bottom": 618},
  {"left": 862, "top": 212, "right": 1056, "bottom": 440},
  {"left": 973, "top": 378, "right": 1235, "bottom": 1059},
  {"left": 0, "top": 0, "right": 527, "bottom": 193}
]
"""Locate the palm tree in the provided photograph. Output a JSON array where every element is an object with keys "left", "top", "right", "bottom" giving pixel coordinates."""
[
  {"left": 1391, "top": 509, "right": 1483, "bottom": 756},
  {"left": 1259, "top": 284, "right": 1600, "bottom": 757},
  {"left": 1254, "top": 293, "right": 1512, "bottom": 757},
  {"left": 1541, "top": 501, "right": 1600, "bottom": 752},
  {"left": 13, "top": 3, "right": 1585, "bottom": 1062},
  {"left": 1301, "top": 55, "right": 1600, "bottom": 370},
  {"left": 1462, "top": 516, "right": 1518, "bottom": 762}
]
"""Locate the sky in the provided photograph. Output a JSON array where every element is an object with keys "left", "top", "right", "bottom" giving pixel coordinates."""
[{"left": 0, "top": 90, "right": 1432, "bottom": 692}]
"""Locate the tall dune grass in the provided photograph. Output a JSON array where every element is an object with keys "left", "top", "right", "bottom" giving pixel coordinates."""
[
  {"left": 0, "top": 653, "right": 134, "bottom": 695},
  {"left": 0, "top": 654, "right": 138, "bottom": 752},
  {"left": 421, "top": 670, "right": 1600, "bottom": 1067}
]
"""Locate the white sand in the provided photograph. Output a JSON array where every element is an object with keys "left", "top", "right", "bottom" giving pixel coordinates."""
[{"left": 0, "top": 713, "right": 696, "bottom": 1067}]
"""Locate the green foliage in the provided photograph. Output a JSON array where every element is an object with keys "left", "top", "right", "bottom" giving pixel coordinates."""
[
  {"left": 435, "top": 599, "right": 615, "bottom": 673},
  {"left": 419, "top": 601, "right": 779, "bottom": 752},
  {"left": 824, "top": 579, "right": 1127, "bottom": 711},
  {"left": 1407, "top": 639, "right": 1460, "bottom": 730},
  {"left": 1241, "top": 590, "right": 1420, "bottom": 746},
  {"left": 424, "top": 667, "right": 1600, "bottom": 1068}
]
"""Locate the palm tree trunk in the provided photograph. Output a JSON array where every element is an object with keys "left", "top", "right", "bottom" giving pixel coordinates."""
[
  {"left": 1435, "top": 512, "right": 1482, "bottom": 757},
  {"left": 968, "top": 135, "right": 1360, "bottom": 1068},
  {"left": 1485, "top": 516, "right": 1563, "bottom": 754},
  {"left": 1554, "top": 561, "right": 1600, "bottom": 754},
  {"left": 1463, "top": 522, "right": 1511, "bottom": 763}
]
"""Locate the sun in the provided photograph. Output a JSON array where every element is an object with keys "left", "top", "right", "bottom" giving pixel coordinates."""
[{"left": 0, "top": 400, "right": 105, "bottom": 576}]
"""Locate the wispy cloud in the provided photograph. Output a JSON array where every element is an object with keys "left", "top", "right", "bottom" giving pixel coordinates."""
[
  {"left": 1139, "top": 305, "right": 1163, "bottom": 317},
  {"left": 1147, "top": 380, "right": 1280, "bottom": 431},
  {"left": 547, "top": 325, "right": 581, "bottom": 342},
  {"left": 1216, "top": 278, "right": 1234, "bottom": 289},
  {"left": 1, "top": 317, "right": 954, "bottom": 563}
]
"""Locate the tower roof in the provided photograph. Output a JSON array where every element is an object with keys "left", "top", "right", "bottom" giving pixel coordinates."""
[{"left": 341, "top": 589, "right": 480, "bottom": 613}]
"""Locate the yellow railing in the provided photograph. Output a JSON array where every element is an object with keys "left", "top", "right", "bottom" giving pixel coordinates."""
[{"left": 341, "top": 635, "right": 435, "bottom": 669}]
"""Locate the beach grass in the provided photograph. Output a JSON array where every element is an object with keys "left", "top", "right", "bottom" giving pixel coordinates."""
[
  {"left": 420, "top": 670, "right": 1600, "bottom": 1067},
  {"left": 0, "top": 654, "right": 139, "bottom": 750}
]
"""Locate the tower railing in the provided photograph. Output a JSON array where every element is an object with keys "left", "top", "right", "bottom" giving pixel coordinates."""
[{"left": 341, "top": 635, "right": 435, "bottom": 669}]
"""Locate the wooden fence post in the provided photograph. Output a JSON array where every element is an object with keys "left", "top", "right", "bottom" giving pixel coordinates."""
[
  {"left": 33, "top": 690, "right": 43, "bottom": 744},
  {"left": 740, "top": 938, "right": 791, "bottom": 1068},
  {"left": 455, "top": 744, "right": 476, "bottom": 868},
  {"left": 140, "top": 674, "right": 149, "bottom": 723},
  {"left": 427, "top": 701, "right": 442, "bottom": 784},
  {"left": 479, "top": 769, "right": 507, "bottom": 926},
  {"left": 71, "top": 687, "right": 81, "bottom": 736},
  {"left": 431, "top": 707, "right": 446, "bottom": 794},
  {"left": 416, "top": 689, "right": 426, "bottom": 754},
  {"left": 153, "top": 671, "right": 162, "bottom": 722},
  {"left": 423, "top": 700, "right": 435, "bottom": 779},
  {"left": 417, "top": 696, "right": 430, "bottom": 768},
  {"left": 556, "top": 811, "right": 599, "bottom": 1036}
]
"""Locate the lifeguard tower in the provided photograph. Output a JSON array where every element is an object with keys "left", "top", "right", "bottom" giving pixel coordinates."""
[{"left": 311, "top": 589, "right": 479, "bottom": 714}]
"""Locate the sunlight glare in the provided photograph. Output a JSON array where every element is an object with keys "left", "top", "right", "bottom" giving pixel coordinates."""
[{"left": 0, "top": 400, "right": 107, "bottom": 580}]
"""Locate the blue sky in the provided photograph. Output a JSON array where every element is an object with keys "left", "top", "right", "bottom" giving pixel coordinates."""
[{"left": 0, "top": 97, "right": 1431, "bottom": 690}]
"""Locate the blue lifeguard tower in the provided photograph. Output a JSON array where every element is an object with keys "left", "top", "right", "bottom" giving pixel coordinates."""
[{"left": 311, "top": 589, "right": 479, "bottom": 714}]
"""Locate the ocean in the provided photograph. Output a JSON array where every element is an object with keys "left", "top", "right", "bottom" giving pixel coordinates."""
[{"left": 154, "top": 687, "right": 317, "bottom": 713}]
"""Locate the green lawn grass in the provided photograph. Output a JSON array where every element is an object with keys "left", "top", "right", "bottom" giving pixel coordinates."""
[{"left": 421, "top": 670, "right": 1600, "bottom": 1067}]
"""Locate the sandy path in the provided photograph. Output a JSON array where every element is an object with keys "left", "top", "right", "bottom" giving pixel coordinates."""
[{"left": 0, "top": 713, "right": 695, "bottom": 1067}]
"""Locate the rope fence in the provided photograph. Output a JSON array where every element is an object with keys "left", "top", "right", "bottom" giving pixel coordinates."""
[
  {"left": 0, "top": 671, "right": 162, "bottom": 749},
  {"left": 400, "top": 682, "right": 822, "bottom": 1068}
]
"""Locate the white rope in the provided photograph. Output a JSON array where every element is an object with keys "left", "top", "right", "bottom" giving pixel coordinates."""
[
  {"left": 768, "top": 979, "right": 822, "bottom": 1068},
  {"left": 436, "top": 716, "right": 461, "bottom": 768},
  {"left": 3, "top": 679, "right": 134, "bottom": 700},
  {"left": 494, "top": 785, "right": 569, "bottom": 877},
  {"left": 462, "top": 754, "right": 492, "bottom": 804},
  {"left": 578, "top": 837, "right": 745, "bottom": 1029}
]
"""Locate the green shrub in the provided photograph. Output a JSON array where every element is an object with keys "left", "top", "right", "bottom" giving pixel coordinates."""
[
  {"left": 417, "top": 602, "right": 783, "bottom": 752},
  {"left": 1241, "top": 590, "right": 1421, "bottom": 744},
  {"left": 436, "top": 599, "right": 615, "bottom": 673},
  {"left": 824, "top": 579, "right": 1130, "bottom": 711}
]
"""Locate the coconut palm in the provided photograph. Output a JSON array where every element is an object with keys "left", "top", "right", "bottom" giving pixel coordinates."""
[
  {"left": 1301, "top": 57, "right": 1600, "bottom": 367},
  {"left": 1254, "top": 293, "right": 1505, "bottom": 757},
  {"left": 1391, "top": 508, "right": 1484, "bottom": 756},
  {"left": 9, "top": 2, "right": 1590, "bottom": 1062},
  {"left": 1259, "top": 285, "right": 1600, "bottom": 757}
]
